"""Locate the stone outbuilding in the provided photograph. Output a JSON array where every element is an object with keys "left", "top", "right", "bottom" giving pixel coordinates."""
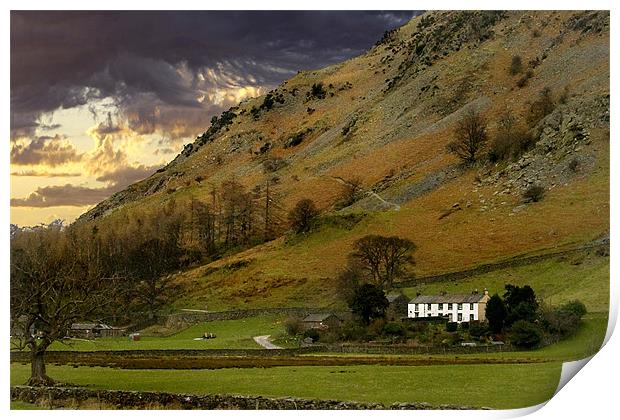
[
  {"left": 385, "top": 292, "right": 410, "bottom": 320},
  {"left": 301, "top": 313, "right": 342, "bottom": 331}
]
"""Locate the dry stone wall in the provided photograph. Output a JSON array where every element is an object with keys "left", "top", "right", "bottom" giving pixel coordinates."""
[{"left": 11, "top": 386, "right": 487, "bottom": 410}]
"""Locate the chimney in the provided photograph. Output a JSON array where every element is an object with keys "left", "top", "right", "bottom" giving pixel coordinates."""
[{"left": 473, "top": 289, "right": 478, "bottom": 294}]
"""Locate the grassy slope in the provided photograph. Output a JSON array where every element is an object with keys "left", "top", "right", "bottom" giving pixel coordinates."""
[
  {"left": 10, "top": 362, "right": 561, "bottom": 409},
  {"left": 401, "top": 251, "right": 610, "bottom": 313},
  {"left": 77, "top": 11, "right": 608, "bottom": 312}
]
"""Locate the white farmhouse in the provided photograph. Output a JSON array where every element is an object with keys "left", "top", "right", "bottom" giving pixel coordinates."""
[{"left": 407, "top": 289, "right": 491, "bottom": 323}]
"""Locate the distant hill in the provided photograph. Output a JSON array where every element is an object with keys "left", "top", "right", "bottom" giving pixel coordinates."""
[{"left": 75, "top": 11, "right": 610, "bottom": 310}]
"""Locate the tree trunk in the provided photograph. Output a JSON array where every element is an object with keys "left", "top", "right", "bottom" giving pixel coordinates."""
[{"left": 28, "top": 348, "right": 54, "bottom": 386}]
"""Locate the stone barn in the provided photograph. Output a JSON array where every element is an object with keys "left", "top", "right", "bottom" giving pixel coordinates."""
[
  {"left": 69, "top": 323, "right": 126, "bottom": 339},
  {"left": 301, "top": 313, "right": 342, "bottom": 331}
]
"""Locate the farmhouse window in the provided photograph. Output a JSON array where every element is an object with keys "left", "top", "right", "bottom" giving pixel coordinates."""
[
  {"left": 457, "top": 303, "right": 463, "bottom": 310},
  {"left": 438, "top": 303, "right": 444, "bottom": 310},
  {"left": 458, "top": 313, "right": 463, "bottom": 321},
  {"left": 470, "top": 314, "right": 474, "bottom": 321},
  {"left": 448, "top": 303, "right": 453, "bottom": 310},
  {"left": 470, "top": 303, "right": 474, "bottom": 310},
  {"left": 427, "top": 303, "right": 431, "bottom": 310}
]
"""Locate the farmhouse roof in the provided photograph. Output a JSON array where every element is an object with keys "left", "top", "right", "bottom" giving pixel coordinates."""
[
  {"left": 303, "top": 313, "right": 340, "bottom": 322},
  {"left": 409, "top": 293, "right": 485, "bottom": 304},
  {"left": 70, "top": 323, "right": 115, "bottom": 330},
  {"left": 71, "top": 323, "right": 99, "bottom": 330},
  {"left": 386, "top": 293, "right": 408, "bottom": 303}
]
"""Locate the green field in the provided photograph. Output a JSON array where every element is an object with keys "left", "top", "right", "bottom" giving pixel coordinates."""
[
  {"left": 48, "top": 314, "right": 287, "bottom": 351},
  {"left": 401, "top": 252, "right": 610, "bottom": 312},
  {"left": 10, "top": 362, "right": 562, "bottom": 409},
  {"left": 10, "top": 401, "right": 44, "bottom": 410}
]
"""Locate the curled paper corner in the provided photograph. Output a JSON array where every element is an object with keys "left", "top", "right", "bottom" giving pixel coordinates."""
[
  {"left": 554, "top": 356, "right": 594, "bottom": 396},
  {"left": 490, "top": 401, "right": 548, "bottom": 419}
]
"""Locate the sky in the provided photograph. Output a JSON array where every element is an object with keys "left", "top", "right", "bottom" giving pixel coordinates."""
[{"left": 9, "top": 10, "right": 416, "bottom": 227}]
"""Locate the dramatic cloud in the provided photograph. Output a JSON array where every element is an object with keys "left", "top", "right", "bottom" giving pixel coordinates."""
[
  {"left": 11, "top": 163, "right": 161, "bottom": 208},
  {"left": 11, "top": 11, "right": 417, "bottom": 140},
  {"left": 11, "top": 170, "right": 81, "bottom": 177},
  {"left": 10, "top": 134, "right": 82, "bottom": 167},
  {"left": 10, "top": 184, "right": 119, "bottom": 207},
  {"left": 10, "top": 11, "right": 419, "bottom": 221},
  {"left": 95, "top": 164, "right": 160, "bottom": 188}
]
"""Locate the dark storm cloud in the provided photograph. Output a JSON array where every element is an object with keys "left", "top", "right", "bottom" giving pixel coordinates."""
[
  {"left": 10, "top": 135, "right": 82, "bottom": 167},
  {"left": 11, "top": 11, "right": 418, "bottom": 139}
]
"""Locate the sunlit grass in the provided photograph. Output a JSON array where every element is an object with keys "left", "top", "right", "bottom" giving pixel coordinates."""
[{"left": 10, "top": 362, "right": 562, "bottom": 409}]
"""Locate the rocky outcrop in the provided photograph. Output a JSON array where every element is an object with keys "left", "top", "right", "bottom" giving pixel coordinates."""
[{"left": 477, "top": 94, "right": 609, "bottom": 200}]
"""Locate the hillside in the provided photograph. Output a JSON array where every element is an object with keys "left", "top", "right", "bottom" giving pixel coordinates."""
[{"left": 75, "top": 11, "right": 609, "bottom": 311}]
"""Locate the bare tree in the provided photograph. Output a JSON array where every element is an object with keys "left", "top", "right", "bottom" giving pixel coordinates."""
[
  {"left": 10, "top": 227, "right": 117, "bottom": 385},
  {"left": 253, "top": 178, "right": 283, "bottom": 241},
  {"left": 123, "top": 208, "right": 184, "bottom": 320},
  {"left": 446, "top": 109, "right": 488, "bottom": 165},
  {"left": 351, "top": 235, "right": 415, "bottom": 289}
]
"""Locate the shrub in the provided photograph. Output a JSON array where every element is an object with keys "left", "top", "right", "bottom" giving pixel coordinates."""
[
  {"left": 523, "top": 185, "right": 545, "bottom": 203},
  {"left": 284, "top": 317, "right": 303, "bottom": 336},
  {"left": 262, "top": 156, "right": 286, "bottom": 173},
  {"left": 302, "top": 329, "right": 320, "bottom": 342},
  {"left": 383, "top": 322, "right": 406, "bottom": 336},
  {"left": 509, "top": 320, "right": 543, "bottom": 348},
  {"left": 319, "top": 330, "right": 340, "bottom": 344},
  {"left": 468, "top": 322, "right": 489, "bottom": 338},
  {"left": 516, "top": 69, "right": 534, "bottom": 88},
  {"left": 368, "top": 318, "right": 387, "bottom": 336},
  {"left": 308, "top": 83, "right": 326, "bottom": 99},
  {"left": 446, "top": 322, "right": 458, "bottom": 332},
  {"left": 510, "top": 55, "right": 523, "bottom": 75},
  {"left": 489, "top": 126, "right": 534, "bottom": 162},
  {"left": 568, "top": 158, "right": 580, "bottom": 172},
  {"left": 349, "top": 284, "right": 389, "bottom": 325},
  {"left": 527, "top": 87, "right": 555, "bottom": 125},
  {"left": 339, "top": 321, "right": 367, "bottom": 341},
  {"left": 261, "top": 93, "right": 275, "bottom": 110},
  {"left": 559, "top": 86, "right": 570, "bottom": 104},
  {"left": 284, "top": 128, "right": 312, "bottom": 148},
  {"left": 460, "top": 321, "right": 469, "bottom": 330},
  {"left": 561, "top": 300, "right": 587, "bottom": 318},
  {"left": 541, "top": 307, "right": 581, "bottom": 337},
  {"left": 486, "top": 293, "right": 507, "bottom": 333},
  {"left": 288, "top": 198, "right": 319, "bottom": 233}
]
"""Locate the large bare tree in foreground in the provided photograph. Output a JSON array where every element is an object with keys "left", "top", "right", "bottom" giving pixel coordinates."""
[{"left": 10, "top": 226, "right": 116, "bottom": 386}]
